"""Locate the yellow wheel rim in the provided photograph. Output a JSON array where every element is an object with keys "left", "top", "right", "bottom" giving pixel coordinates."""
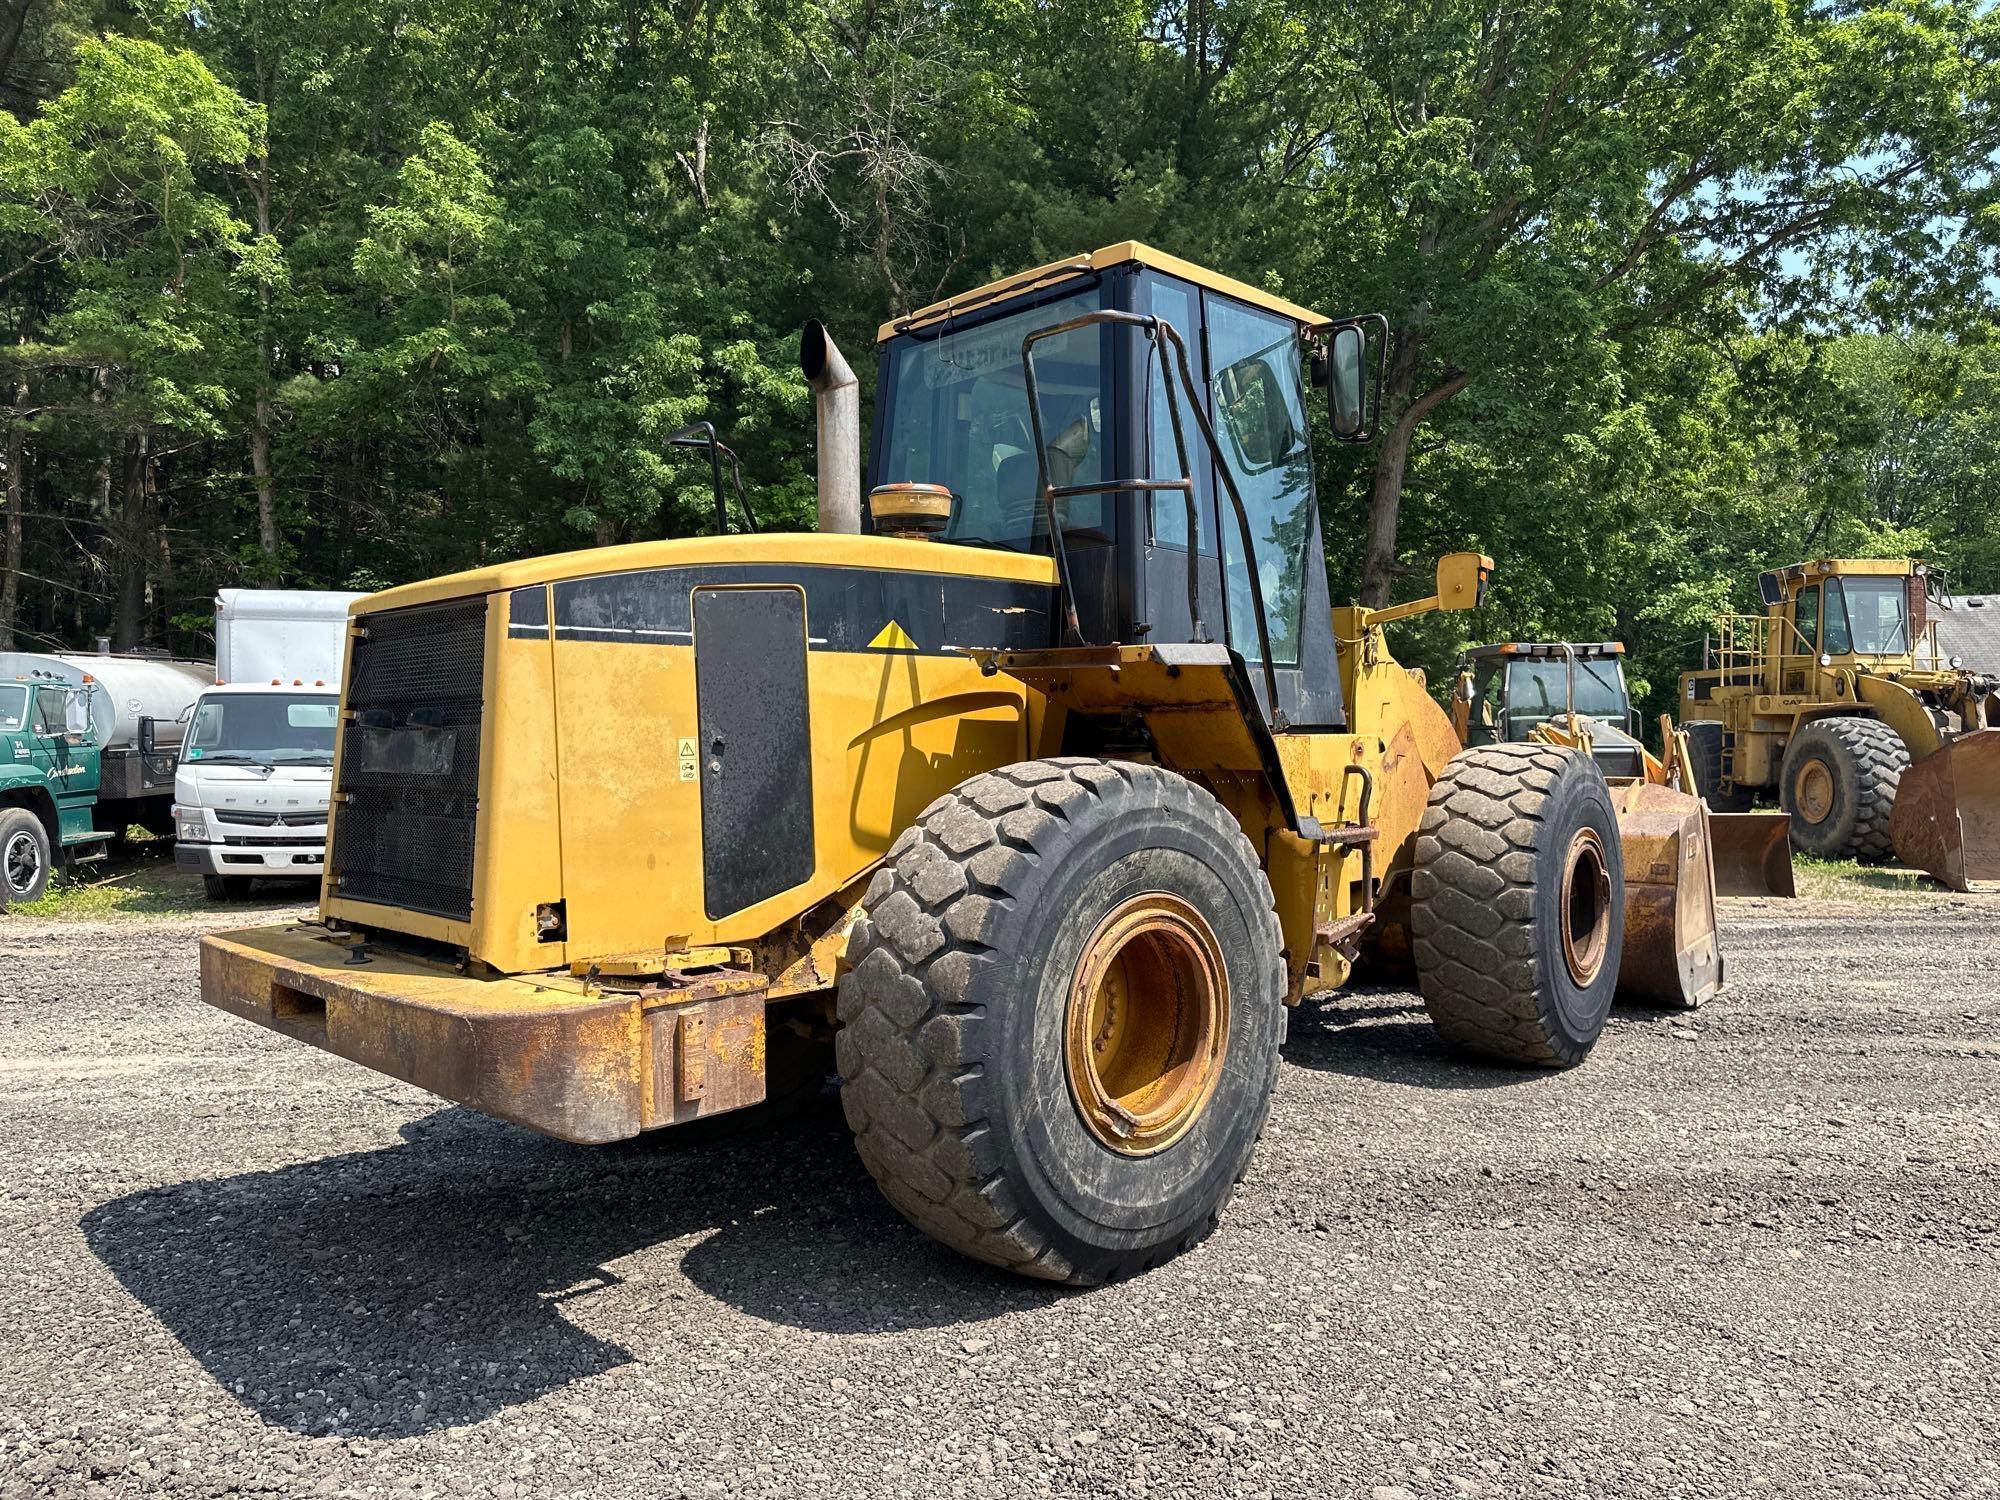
[
  {"left": 1794, "top": 759, "right": 1834, "bottom": 825},
  {"left": 1064, "top": 893, "right": 1230, "bottom": 1156},
  {"left": 1559, "top": 827, "right": 1613, "bottom": 988}
]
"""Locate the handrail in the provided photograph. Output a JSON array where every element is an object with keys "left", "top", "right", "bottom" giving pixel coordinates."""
[
  {"left": 1018, "top": 308, "right": 1286, "bottom": 728},
  {"left": 662, "top": 422, "right": 757, "bottom": 536}
]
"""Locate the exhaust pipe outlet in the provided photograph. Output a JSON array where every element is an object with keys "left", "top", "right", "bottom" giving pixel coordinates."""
[{"left": 800, "top": 320, "right": 861, "bottom": 534}]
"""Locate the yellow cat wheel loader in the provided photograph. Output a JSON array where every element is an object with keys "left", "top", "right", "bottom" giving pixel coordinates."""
[
  {"left": 1455, "top": 640, "right": 1796, "bottom": 901},
  {"left": 1450, "top": 641, "right": 1796, "bottom": 1011},
  {"left": 1679, "top": 559, "right": 2000, "bottom": 889},
  {"left": 202, "top": 244, "right": 1644, "bottom": 1284}
]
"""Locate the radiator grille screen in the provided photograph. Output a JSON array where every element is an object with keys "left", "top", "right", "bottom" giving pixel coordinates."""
[{"left": 330, "top": 596, "right": 488, "bottom": 921}]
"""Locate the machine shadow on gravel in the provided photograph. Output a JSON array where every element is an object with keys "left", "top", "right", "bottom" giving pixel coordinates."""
[
  {"left": 1284, "top": 983, "right": 1558, "bottom": 1088},
  {"left": 1285, "top": 983, "right": 1674, "bottom": 1087},
  {"left": 80, "top": 1098, "right": 1064, "bottom": 1438}
]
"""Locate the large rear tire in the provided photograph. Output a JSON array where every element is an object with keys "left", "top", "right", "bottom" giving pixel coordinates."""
[
  {"left": 1411, "top": 744, "right": 1625, "bottom": 1068},
  {"left": 836, "top": 758, "right": 1285, "bottom": 1285},
  {"left": 0, "top": 808, "right": 52, "bottom": 909},
  {"left": 1779, "top": 716, "right": 1907, "bottom": 862},
  {"left": 1683, "top": 722, "right": 1754, "bottom": 812}
]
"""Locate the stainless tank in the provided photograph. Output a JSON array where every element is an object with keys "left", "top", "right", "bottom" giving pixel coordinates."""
[{"left": 0, "top": 652, "right": 212, "bottom": 747}]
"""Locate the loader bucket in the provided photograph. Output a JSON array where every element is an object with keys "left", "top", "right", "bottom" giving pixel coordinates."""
[
  {"left": 1889, "top": 729, "right": 2000, "bottom": 892},
  {"left": 1609, "top": 781, "right": 1725, "bottom": 1010},
  {"left": 1706, "top": 811, "right": 1797, "bottom": 899}
]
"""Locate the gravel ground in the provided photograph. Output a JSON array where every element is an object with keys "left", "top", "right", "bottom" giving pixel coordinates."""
[{"left": 2, "top": 892, "right": 1997, "bottom": 1499}]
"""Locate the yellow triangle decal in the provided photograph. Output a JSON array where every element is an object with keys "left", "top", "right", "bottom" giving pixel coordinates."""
[{"left": 868, "top": 620, "right": 918, "bottom": 651}]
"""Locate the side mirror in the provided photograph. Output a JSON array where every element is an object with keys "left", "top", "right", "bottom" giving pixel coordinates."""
[
  {"left": 1321, "top": 314, "right": 1388, "bottom": 444},
  {"left": 1435, "top": 551, "right": 1493, "bottom": 612},
  {"left": 138, "top": 716, "right": 157, "bottom": 756}
]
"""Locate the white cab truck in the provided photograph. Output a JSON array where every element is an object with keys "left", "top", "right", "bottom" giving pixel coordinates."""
[{"left": 173, "top": 590, "right": 362, "bottom": 900}]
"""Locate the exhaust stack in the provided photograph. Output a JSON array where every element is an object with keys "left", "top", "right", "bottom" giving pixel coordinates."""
[{"left": 800, "top": 321, "right": 861, "bottom": 534}]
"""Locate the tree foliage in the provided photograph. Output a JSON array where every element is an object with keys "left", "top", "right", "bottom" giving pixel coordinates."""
[{"left": 0, "top": 0, "right": 1995, "bottom": 723}]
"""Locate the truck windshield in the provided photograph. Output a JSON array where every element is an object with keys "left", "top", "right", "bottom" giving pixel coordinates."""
[
  {"left": 1506, "top": 659, "right": 1627, "bottom": 724},
  {"left": 188, "top": 693, "right": 339, "bottom": 764},
  {"left": 1827, "top": 577, "right": 1910, "bottom": 655},
  {"left": 0, "top": 684, "right": 24, "bottom": 732},
  {"left": 877, "top": 288, "right": 1107, "bottom": 551}
]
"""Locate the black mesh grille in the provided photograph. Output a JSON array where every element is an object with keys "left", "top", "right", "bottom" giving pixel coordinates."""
[{"left": 331, "top": 596, "right": 488, "bottom": 921}]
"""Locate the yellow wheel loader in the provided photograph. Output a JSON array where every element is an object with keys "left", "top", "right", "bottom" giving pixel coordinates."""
[
  {"left": 1454, "top": 640, "right": 1796, "bottom": 901},
  {"left": 203, "top": 243, "right": 1645, "bottom": 1285},
  {"left": 1449, "top": 641, "right": 1796, "bottom": 1011},
  {"left": 1679, "top": 559, "right": 2000, "bottom": 889}
]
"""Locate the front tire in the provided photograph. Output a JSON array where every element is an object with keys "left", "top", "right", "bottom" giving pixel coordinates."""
[
  {"left": 836, "top": 758, "right": 1285, "bottom": 1285},
  {"left": 1779, "top": 716, "right": 1907, "bottom": 862},
  {"left": 0, "top": 808, "right": 52, "bottom": 909},
  {"left": 202, "top": 874, "right": 256, "bottom": 902},
  {"left": 1411, "top": 744, "right": 1626, "bottom": 1068},
  {"left": 1683, "top": 722, "right": 1754, "bottom": 812}
]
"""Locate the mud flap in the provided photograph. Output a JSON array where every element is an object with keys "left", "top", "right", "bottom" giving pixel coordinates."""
[
  {"left": 1707, "top": 811, "right": 1798, "bottom": 898},
  {"left": 1611, "top": 782, "right": 1725, "bottom": 1010},
  {"left": 1890, "top": 729, "right": 2000, "bottom": 892}
]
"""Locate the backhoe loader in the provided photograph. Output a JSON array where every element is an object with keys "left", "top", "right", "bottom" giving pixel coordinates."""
[
  {"left": 1679, "top": 559, "right": 2000, "bottom": 889},
  {"left": 203, "top": 243, "right": 1649, "bottom": 1285}
]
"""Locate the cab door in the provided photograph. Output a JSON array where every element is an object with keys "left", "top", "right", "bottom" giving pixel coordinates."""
[
  {"left": 1783, "top": 584, "right": 1822, "bottom": 693},
  {"left": 1201, "top": 294, "right": 1341, "bottom": 728},
  {"left": 27, "top": 687, "right": 98, "bottom": 835}
]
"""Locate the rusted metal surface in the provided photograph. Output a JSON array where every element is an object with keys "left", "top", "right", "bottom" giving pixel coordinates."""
[
  {"left": 649, "top": 992, "right": 765, "bottom": 1121},
  {"left": 1707, "top": 811, "right": 1797, "bottom": 898},
  {"left": 200, "top": 923, "right": 768, "bottom": 1144},
  {"left": 1313, "top": 912, "right": 1374, "bottom": 965},
  {"left": 1611, "top": 782, "right": 1724, "bottom": 1010},
  {"left": 1559, "top": 826, "right": 1614, "bottom": 988},
  {"left": 1062, "top": 893, "right": 1229, "bottom": 1156},
  {"left": 1890, "top": 729, "right": 2000, "bottom": 891}
]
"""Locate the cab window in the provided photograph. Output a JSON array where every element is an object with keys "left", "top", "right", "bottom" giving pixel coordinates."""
[
  {"left": 1792, "top": 584, "right": 1820, "bottom": 654},
  {"left": 1821, "top": 581, "right": 1851, "bottom": 655},
  {"left": 1207, "top": 298, "right": 1313, "bottom": 666},
  {"left": 0, "top": 684, "right": 24, "bottom": 732},
  {"left": 1144, "top": 276, "right": 1211, "bottom": 551},
  {"left": 1831, "top": 577, "right": 1910, "bottom": 654},
  {"left": 878, "top": 288, "right": 1106, "bottom": 551},
  {"left": 32, "top": 689, "right": 65, "bottom": 736}
]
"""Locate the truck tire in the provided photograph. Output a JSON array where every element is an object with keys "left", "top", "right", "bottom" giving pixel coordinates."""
[
  {"left": 1683, "top": 722, "right": 1754, "bottom": 812},
  {"left": 202, "top": 874, "right": 256, "bottom": 902},
  {"left": 1411, "top": 744, "right": 1625, "bottom": 1068},
  {"left": 1779, "top": 716, "right": 1907, "bottom": 862},
  {"left": 0, "top": 807, "right": 52, "bottom": 909},
  {"left": 836, "top": 758, "right": 1284, "bottom": 1285}
]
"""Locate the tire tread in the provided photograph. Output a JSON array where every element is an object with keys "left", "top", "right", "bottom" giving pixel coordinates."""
[{"left": 836, "top": 757, "right": 1283, "bottom": 1284}]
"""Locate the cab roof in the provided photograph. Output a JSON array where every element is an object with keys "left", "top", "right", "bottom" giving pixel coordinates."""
[
  {"left": 1767, "top": 558, "right": 1918, "bottom": 586},
  {"left": 1464, "top": 641, "right": 1625, "bottom": 661},
  {"left": 876, "top": 241, "right": 1329, "bottom": 343}
]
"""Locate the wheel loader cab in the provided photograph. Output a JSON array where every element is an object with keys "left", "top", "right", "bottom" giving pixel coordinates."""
[
  {"left": 1456, "top": 643, "right": 1645, "bottom": 779},
  {"left": 869, "top": 245, "right": 1348, "bottom": 729}
]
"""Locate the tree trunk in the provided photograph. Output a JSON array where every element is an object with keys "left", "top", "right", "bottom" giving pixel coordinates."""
[
  {"left": 250, "top": 400, "right": 278, "bottom": 560},
  {"left": 0, "top": 0, "right": 34, "bottom": 101},
  {"left": 112, "top": 432, "right": 149, "bottom": 651},
  {"left": 1359, "top": 329, "right": 1425, "bottom": 607},
  {"left": 0, "top": 373, "right": 23, "bottom": 652},
  {"left": 1358, "top": 323, "right": 1471, "bottom": 607},
  {"left": 250, "top": 144, "right": 281, "bottom": 569}
]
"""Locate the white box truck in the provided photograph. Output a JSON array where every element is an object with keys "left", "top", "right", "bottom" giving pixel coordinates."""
[{"left": 173, "top": 589, "right": 363, "bottom": 900}]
